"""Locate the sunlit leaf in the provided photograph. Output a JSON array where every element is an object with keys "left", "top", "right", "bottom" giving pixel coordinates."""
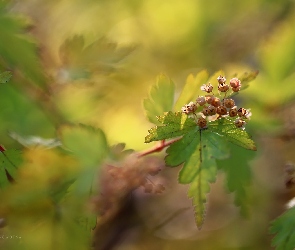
[
  {"left": 174, "top": 70, "right": 208, "bottom": 111},
  {"left": 270, "top": 206, "right": 295, "bottom": 250},
  {"left": 209, "top": 118, "right": 257, "bottom": 151},
  {"left": 143, "top": 74, "right": 175, "bottom": 125},
  {"left": 145, "top": 111, "right": 196, "bottom": 143}
]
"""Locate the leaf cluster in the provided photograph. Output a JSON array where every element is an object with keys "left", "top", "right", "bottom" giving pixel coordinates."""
[{"left": 144, "top": 71, "right": 257, "bottom": 228}]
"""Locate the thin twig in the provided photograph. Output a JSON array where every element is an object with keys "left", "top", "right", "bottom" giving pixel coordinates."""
[{"left": 138, "top": 137, "right": 181, "bottom": 158}]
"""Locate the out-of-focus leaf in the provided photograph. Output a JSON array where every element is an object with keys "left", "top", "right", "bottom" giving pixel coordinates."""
[
  {"left": 109, "top": 143, "right": 134, "bottom": 161},
  {"left": 0, "top": 6, "right": 46, "bottom": 88},
  {"left": 145, "top": 111, "right": 196, "bottom": 143},
  {"left": 58, "top": 124, "right": 108, "bottom": 195},
  {"left": 0, "top": 149, "right": 22, "bottom": 189},
  {"left": 217, "top": 144, "right": 255, "bottom": 216},
  {"left": 174, "top": 70, "right": 208, "bottom": 111},
  {"left": 76, "top": 213, "right": 97, "bottom": 231},
  {"left": 0, "top": 71, "right": 12, "bottom": 83},
  {"left": 143, "top": 74, "right": 175, "bottom": 125},
  {"left": 58, "top": 36, "right": 135, "bottom": 81},
  {"left": 59, "top": 124, "right": 108, "bottom": 167},
  {"left": 270, "top": 206, "right": 295, "bottom": 250}
]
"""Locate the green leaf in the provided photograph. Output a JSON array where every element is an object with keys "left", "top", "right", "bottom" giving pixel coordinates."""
[
  {"left": 209, "top": 118, "right": 257, "bottom": 151},
  {"left": 59, "top": 124, "right": 108, "bottom": 167},
  {"left": 0, "top": 149, "right": 22, "bottom": 189},
  {"left": 58, "top": 124, "right": 108, "bottom": 196},
  {"left": 0, "top": 71, "right": 12, "bottom": 83},
  {"left": 217, "top": 144, "right": 255, "bottom": 216},
  {"left": 270, "top": 207, "right": 295, "bottom": 250},
  {"left": 0, "top": 8, "right": 46, "bottom": 88},
  {"left": 174, "top": 70, "right": 208, "bottom": 111},
  {"left": 165, "top": 129, "right": 230, "bottom": 228},
  {"left": 145, "top": 111, "right": 197, "bottom": 143},
  {"left": 143, "top": 74, "right": 175, "bottom": 124},
  {"left": 59, "top": 36, "right": 136, "bottom": 80}
]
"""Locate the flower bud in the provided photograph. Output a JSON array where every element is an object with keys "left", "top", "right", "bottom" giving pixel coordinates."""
[
  {"left": 197, "top": 117, "right": 207, "bottom": 128},
  {"left": 216, "top": 106, "right": 228, "bottom": 115},
  {"left": 223, "top": 98, "right": 235, "bottom": 108},
  {"left": 217, "top": 75, "right": 226, "bottom": 84},
  {"left": 196, "top": 96, "right": 206, "bottom": 106}
]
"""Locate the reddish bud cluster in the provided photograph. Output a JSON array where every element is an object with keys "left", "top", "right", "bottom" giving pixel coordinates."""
[{"left": 181, "top": 75, "right": 252, "bottom": 130}]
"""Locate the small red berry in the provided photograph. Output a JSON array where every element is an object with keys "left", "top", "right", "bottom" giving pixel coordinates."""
[
  {"left": 217, "top": 75, "right": 226, "bottom": 84},
  {"left": 211, "top": 97, "right": 221, "bottom": 107},
  {"left": 197, "top": 117, "right": 207, "bottom": 128},
  {"left": 205, "top": 95, "right": 214, "bottom": 104},
  {"left": 235, "top": 119, "right": 246, "bottom": 128},
  {"left": 218, "top": 83, "right": 229, "bottom": 92},
  {"left": 196, "top": 96, "right": 206, "bottom": 106},
  {"left": 232, "top": 86, "right": 241, "bottom": 92},
  {"left": 223, "top": 98, "right": 235, "bottom": 108},
  {"left": 216, "top": 106, "right": 228, "bottom": 115},
  {"left": 207, "top": 105, "right": 217, "bottom": 115},
  {"left": 229, "top": 107, "right": 238, "bottom": 117},
  {"left": 202, "top": 107, "right": 210, "bottom": 116},
  {"left": 201, "top": 83, "right": 213, "bottom": 93},
  {"left": 229, "top": 77, "right": 241, "bottom": 88}
]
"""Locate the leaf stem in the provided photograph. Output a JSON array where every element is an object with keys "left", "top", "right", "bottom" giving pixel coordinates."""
[{"left": 138, "top": 138, "right": 181, "bottom": 157}]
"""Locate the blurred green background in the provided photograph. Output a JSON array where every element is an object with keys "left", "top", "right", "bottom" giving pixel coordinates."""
[{"left": 1, "top": 0, "right": 295, "bottom": 249}]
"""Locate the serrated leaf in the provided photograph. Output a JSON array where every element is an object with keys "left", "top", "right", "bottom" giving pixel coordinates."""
[
  {"left": 217, "top": 144, "right": 255, "bottom": 216},
  {"left": 0, "top": 149, "right": 22, "bottom": 188},
  {"left": 165, "top": 128, "right": 230, "bottom": 228},
  {"left": 143, "top": 74, "right": 175, "bottom": 124},
  {"left": 209, "top": 118, "right": 257, "bottom": 151},
  {"left": 145, "top": 111, "right": 197, "bottom": 143},
  {"left": 0, "top": 71, "right": 12, "bottom": 83},
  {"left": 174, "top": 70, "right": 209, "bottom": 111},
  {"left": 59, "top": 36, "right": 136, "bottom": 81},
  {"left": 58, "top": 124, "right": 108, "bottom": 196},
  {"left": 270, "top": 207, "right": 295, "bottom": 250},
  {"left": 59, "top": 124, "right": 108, "bottom": 167}
]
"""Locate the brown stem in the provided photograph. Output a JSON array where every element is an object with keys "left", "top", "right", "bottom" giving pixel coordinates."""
[{"left": 138, "top": 137, "right": 181, "bottom": 158}]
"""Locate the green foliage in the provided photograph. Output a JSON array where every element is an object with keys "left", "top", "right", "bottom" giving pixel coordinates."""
[
  {"left": 145, "top": 111, "right": 196, "bottom": 143},
  {"left": 58, "top": 124, "right": 108, "bottom": 195},
  {"left": 0, "top": 6, "right": 46, "bottom": 88},
  {"left": 217, "top": 144, "right": 255, "bottom": 216},
  {"left": 209, "top": 118, "right": 256, "bottom": 151},
  {"left": 145, "top": 110, "right": 256, "bottom": 227},
  {"left": 59, "top": 36, "right": 136, "bottom": 81},
  {"left": 0, "top": 149, "right": 22, "bottom": 188},
  {"left": 143, "top": 74, "right": 175, "bottom": 124},
  {"left": 270, "top": 207, "right": 295, "bottom": 250},
  {"left": 174, "top": 70, "right": 209, "bottom": 111},
  {"left": 0, "top": 71, "right": 12, "bottom": 83}
]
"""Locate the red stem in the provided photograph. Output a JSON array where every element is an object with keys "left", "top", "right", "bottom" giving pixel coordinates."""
[{"left": 138, "top": 137, "right": 181, "bottom": 158}]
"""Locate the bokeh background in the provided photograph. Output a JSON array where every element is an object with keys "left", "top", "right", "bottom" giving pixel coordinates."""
[{"left": 1, "top": 0, "right": 295, "bottom": 249}]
